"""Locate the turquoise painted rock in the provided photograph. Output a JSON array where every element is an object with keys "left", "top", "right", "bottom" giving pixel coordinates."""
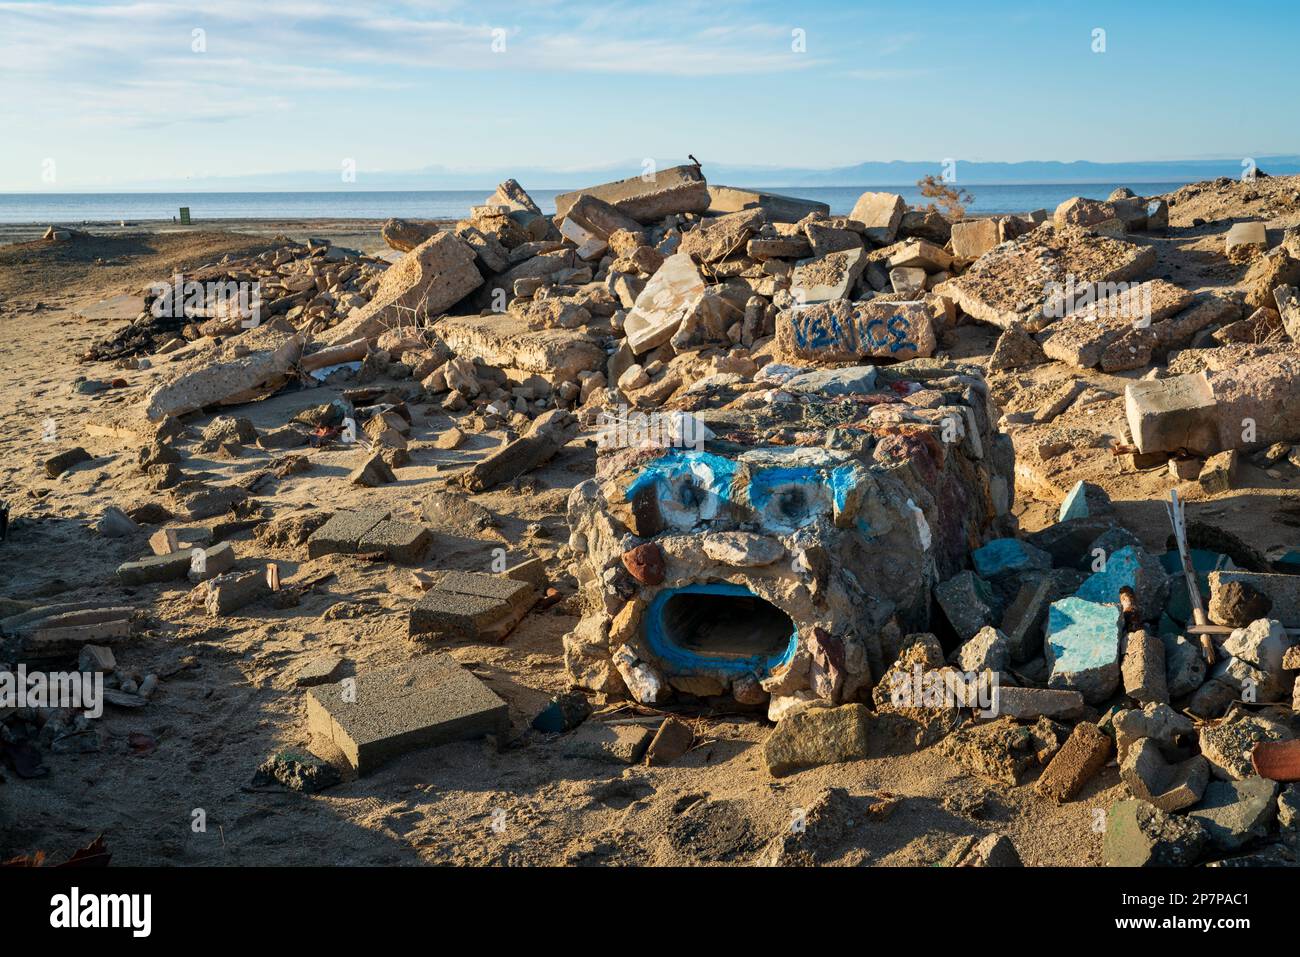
[{"left": 1045, "top": 596, "right": 1121, "bottom": 703}]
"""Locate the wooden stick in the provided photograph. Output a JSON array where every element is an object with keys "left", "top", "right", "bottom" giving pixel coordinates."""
[{"left": 1165, "top": 489, "right": 1216, "bottom": 663}]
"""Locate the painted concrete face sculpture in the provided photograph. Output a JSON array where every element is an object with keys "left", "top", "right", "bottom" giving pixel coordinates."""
[{"left": 564, "top": 359, "right": 1013, "bottom": 715}]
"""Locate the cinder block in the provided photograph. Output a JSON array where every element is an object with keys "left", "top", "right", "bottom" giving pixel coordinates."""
[
  {"left": 306, "top": 508, "right": 390, "bottom": 558},
  {"left": 357, "top": 520, "right": 432, "bottom": 565},
  {"left": 307, "top": 653, "right": 507, "bottom": 774}
]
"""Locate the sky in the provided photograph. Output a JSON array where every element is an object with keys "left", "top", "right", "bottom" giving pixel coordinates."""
[{"left": 3, "top": 0, "right": 1300, "bottom": 190}]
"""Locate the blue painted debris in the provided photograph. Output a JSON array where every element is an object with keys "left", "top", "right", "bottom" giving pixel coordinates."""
[
  {"left": 1045, "top": 595, "right": 1122, "bottom": 703},
  {"left": 1058, "top": 480, "right": 1089, "bottom": 522},
  {"left": 971, "top": 537, "right": 1051, "bottom": 578},
  {"left": 1076, "top": 544, "right": 1142, "bottom": 605}
]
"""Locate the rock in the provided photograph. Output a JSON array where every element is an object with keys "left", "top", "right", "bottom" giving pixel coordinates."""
[
  {"left": 1222, "top": 618, "right": 1295, "bottom": 700},
  {"left": 941, "top": 833, "right": 1022, "bottom": 867},
  {"left": 1113, "top": 703, "right": 1195, "bottom": 761},
  {"left": 849, "top": 191, "right": 906, "bottom": 244},
  {"left": 644, "top": 716, "right": 694, "bottom": 766},
  {"left": 1120, "top": 737, "right": 1210, "bottom": 811},
  {"left": 1044, "top": 596, "right": 1122, "bottom": 704},
  {"left": 1159, "top": 631, "right": 1207, "bottom": 698},
  {"left": 44, "top": 447, "right": 92, "bottom": 478},
  {"left": 990, "top": 686, "right": 1085, "bottom": 720},
  {"left": 1199, "top": 713, "right": 1294, "bottom": 780},
  {"left": 251, "top": 748, "right": 341, "bottom": 793},
  {"left": 763, "top": 703, "right": 871, "bottom": 777},
  {"left": 957, "top": 626, "right": 1010, "bottom": 673},
  {"left": 96, "top": 506, "right": 140, "bottom": 538},
  {"left": 789, "top": 247, "right": 867, "bottom": 304},
  {"left": 293, "top": 655, "right": 346, "bottom": 688},
  {"left": 349, "top": 453, "right": 396, "bottom": 487},
  {"left": 622, "top": 252, "right": 706, "bottom": 354},
  {"left": 78, "top": 644, "right": 116, "bottom": 673},
  {"left": 621, "top": 542, "right": 666, "bottom": 585},
  {"left": 561, "top": 721, "right": 653, "bottom": 764},
  {"left": 531, "top": 691, "right": 591, "bottom": 733},
  {"left": 1215, "top": 582, "right": 1273, "bottom": 628},
  {"left": 940, "top": 716, "right": 1066, "bottom": 786},
  {"left": 1103, "top": 799, "right": 1209, "bottom": 867},
  {"left": 971, "top": 538, "right": 1052, "bottom": 579},
  {"left": 999, "top": 576, "right": 1053, "bottom": 663},
  {"left": 935, "top": 570, "right": 997, "bottom": 642},
  {"left": 1188, "top": 778, "right": 1279, "bottom": 851},
  {"left": 989, "top": 322, "right": 1047, "bottom": 370},
  {"left": 380, "top": 217, "right": 434, "bottom": 252}
]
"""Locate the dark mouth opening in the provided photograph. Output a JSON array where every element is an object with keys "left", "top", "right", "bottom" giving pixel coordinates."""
[{"left": 659, "top": 589, "right": 795, "bottom": 660}]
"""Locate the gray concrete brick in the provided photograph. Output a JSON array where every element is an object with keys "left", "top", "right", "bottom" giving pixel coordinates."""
[
  {"left": 357, "top": 519, "right": 432, "bottom": 565},
  {"left": 306, "top": 507, "right": 390, "bottom": 558}
]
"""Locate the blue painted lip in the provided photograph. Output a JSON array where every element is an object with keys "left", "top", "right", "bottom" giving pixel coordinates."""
[{"left": 644, "top": 582, "right": 798, "bottom": 678}]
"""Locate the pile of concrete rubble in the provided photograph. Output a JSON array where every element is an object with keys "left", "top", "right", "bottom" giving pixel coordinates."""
[{"left": 13, "top": 162, "right": 1300, "bottom": 867}]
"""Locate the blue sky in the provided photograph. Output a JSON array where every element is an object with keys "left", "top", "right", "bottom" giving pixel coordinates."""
[{"left": 3, "top": 0, "right": 1299, "bottom": 190}]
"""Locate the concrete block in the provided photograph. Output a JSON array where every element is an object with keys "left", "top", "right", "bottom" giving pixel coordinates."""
[
  {"left": 1198, "top": 449, "right": 1238, "bottom": 494},
  {"left": 1121, "top": 629, "right": 1168, "bottom": 704},
  {"left": 706, "top": 185, "right": 829, "bottom": 223},
  {"left": 1187, "top": 778, "right": 1279, "bottom": 851},
  {"left": 1034, "top": 721, "right": 1112, "bottom": 803},
  {"left": 1120, "top": 738, "right": 1209, "bottom": 811},
  {"left": 356, "top": 519, "right": 432, "bottom": 565},
  {"left": 117, "top": 550, "right": 192, "bottom": 585},
  {"left": 203, "top": 569, "right": 270, "bottom": 616},
  {"left": 187, "top": 540, "right": 236, "bottom": 583},
  {"left": 306, "top": 652, "right": 508, "bottom": 774},
  {"left": 789, "top": 247, "right": 867, "bottom": 304},
  {"left": 1225, "top": 221, "right": 1268, "bottom": 257},
  {"left": 1124, "top": 372, "right": 1220, "bottom": 456},
  {"left": 561, "top": 721, "right": 654, "bottom": 764},
  {"left": 1045, "top": 596, "right": 1122, "bottom": 703},
  {"left": 950, "top": 219, "right": 1001, "bottom": 259},
  {"left": 777, "top": 298, "right": 934, "bottom": 361},
  {"left": 935, "top": 570, "right": 997, "bottom": 642},
  {"left": 990, "top": 685, "right": 1085, "bottom": 720},
  {"left": 408, "top": 590, "right": 516, "bottom": 642},
  {"left": 44, "top": 447, "right": 92, "bottom": 478}
]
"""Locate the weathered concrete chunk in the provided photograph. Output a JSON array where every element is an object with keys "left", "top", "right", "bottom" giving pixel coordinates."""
[
  {"left": 777, "top": 298, "right": 935, "bottom": 362},
  {"left": 1124, "top": 372, "right": 1220, "bottom": 456},
  {"left": 950, "top": 219, "right": 1002, "bottom": 260},
  {"left": 956, "top": 626, "right": 1010, "bottom": 673},
  {"left": 972, "top": 538, "right": 1052, "bottom": 579},
  {"left": 848, "top": 191, "right": 905, "bottom": 244},
  {"left": 1113, "top": 702, "right": 1195, "bottom": 761},
  {"left": 1211, "top": 573, "right": 1300, "bottom": 628},
  {"left": 561, "top": 720, "right": 653, "bottom": 764},
  {"left": 1121, "top": 629, "right": 1168, "bottom": 705},
  {"left": 1188, "top": 777, "right": 1279, "bottom": 851},
  {"left": 143, "top": 330, "right": 304, "bottom": 421},
  {"left": 201, "top": 568, "right": 270, "bottom": 617},
  {"left": 554, "top": 164, "right": 710, "bottom": 224},
  {"left": 706, "top": 185, "right": 828, "bottom": 223},
  {"left": 991, "top": 686, "right": 1085, "bottom": 720},
  {"left": 935, "top": 570, "right": 997, "bottom": 642},
  {"left": 44, "top": 447, "right": 92, "bottom": 478},
  {"left": 1120, "top": 737, "right": 1209, "bottom": 811},
  {"left": 1044, "top": 596, "right": 1122, "bottom": 704},
  {"left": 438, "top": 313, "right": 603, "bottom": 382},
  {"left": 307, "top": 652, "right": 508, "bottom": 774},
  {"left": 789, "top": 247, "right": 867, "bottom": 304},
  {"left": 1199, "top": 713, "right": 1294, "bottom": 780},
  {"left": 999, "top": 576, "right": 1053, "bottom": 663},
  {"left": 1225, "top": 221, "right": 1268, "bottom": 258},
  {"left": 1034, "top": 721, "right": 1112, "bottom": 803},
  {"left": 117, "top": 550, "right": 192, "bottom": 585},
  {"left": 623, "top": 252, "right": 706, "bottom": 354},
  {"left": 763, "top": 703, "right": 871, "bottom": 777},
  {"left": 1103, "top": 799, "right": 1209, "bottom": 867},
  {"left": 323, "top": 232, "right": 482, "bottom": 345},
  {"left": 409, "top": 570, "right": 537, "bottom": 642}
]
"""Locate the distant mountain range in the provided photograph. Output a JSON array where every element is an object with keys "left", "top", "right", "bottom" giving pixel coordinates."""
[{"left": 37, "top": 156, "right": 1300, "bottom": 192}]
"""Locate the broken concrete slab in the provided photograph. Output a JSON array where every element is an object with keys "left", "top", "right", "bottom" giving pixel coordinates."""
[
  {"left": 1103, "top": 798, "right": 1209, "bottom": 866},
  {"left": 200, "top": 569, "right": 271, "bottom": 616},
  {"left": 622, "top": 252, "right": 706, "bottom": 354},
  {"left": 459, "top": 408, "right": 574, "bottom": 493},
  {"left": 307, "top": 652, "right": 507, "bottom": 774},
  {"left": 1225, "top": 221, "right": 1268, "bottom": 258},
  {"left": 706, "top": 185, "right": 829, "bottom": 223},
  {"left": 1124, "top": 372, "right": 1220, "bottom": 456},
  {"left": 143, "top": 330, "right": 305, "bottom": 421},
  {"left": 561, "top": 720, "right": 653, "bottom": 764},
  {"left": 306, "top": 508, "right": 390, "bottom": 559},
  {"left": 848, "top": 191, "right": 905, "bottom": 244},
  {"left": 764, "top": 703, "right": 871, "bottom": 777},
  {"left": 322, "top": 232, "right": 482, "bottom": 346},
  {"left": 117, "top": 550, "right": 193, "bottom": 585},
  {"left": 789, "top": 247, "right": 867, "bottom": 304},
  {"left": 939, "top": 226, "right": 1157, "bottom": 331},
  {"left": 437, "top": 313, "right": 604, "bottom": 383},
  {"left": 554, "top": 164, "right": 710, "bottom": 224},
  {"left": 1188, "top": 777, "right": 1278, "bottom": 851},
  {"left": 1210, "top": 572, "right": 1300, "bottom": 627},
  {"left": 1120, "top": 737, "right": 1209, "bottom": 811}
]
